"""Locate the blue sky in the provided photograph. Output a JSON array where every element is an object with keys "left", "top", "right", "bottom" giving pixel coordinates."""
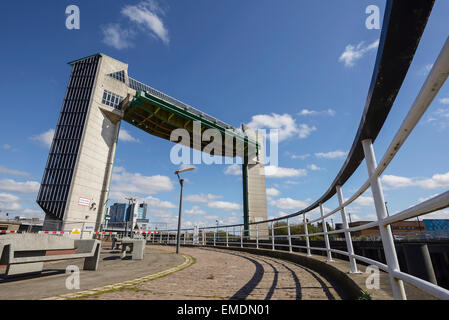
[{"left": 0, "top": 1, "right": 448, "bottom": 228}]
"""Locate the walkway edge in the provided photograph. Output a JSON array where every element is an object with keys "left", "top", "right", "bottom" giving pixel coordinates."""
[
  {"left": 41, "top": 252, "right": 196, "bottom": 300},
  {"left": 203, "top": 246, "right": 364, "bottom": 300}
]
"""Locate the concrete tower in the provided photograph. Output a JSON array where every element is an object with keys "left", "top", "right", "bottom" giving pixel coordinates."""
[
  {"left": 37, "top": 53, "right": 268, "bottom": 237},
  {"left": 37, "top": 54, "right": 135, "bottom": 234}
]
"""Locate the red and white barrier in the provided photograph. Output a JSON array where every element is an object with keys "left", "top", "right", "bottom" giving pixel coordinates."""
[
  {"left": 134, "top": 231, "right": 158, "bottom": 234},
  {"left": 39, "top": 231, "right": 69, "bottom": 235},
  {"left": 95, "top": 232, "right": 117, "bottom": 235},
  {"left": 0, "top": 230, "right": 17, "bottom": 234}
]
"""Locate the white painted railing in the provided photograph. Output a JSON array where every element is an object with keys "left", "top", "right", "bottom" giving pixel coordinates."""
[{"left": 154, "top": 37, "right": 449, "bottom": 300}]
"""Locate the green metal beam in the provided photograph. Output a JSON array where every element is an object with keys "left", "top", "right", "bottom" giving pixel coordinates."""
[{"left": 125, "top": 91, "right": 259, "bottom": 158}]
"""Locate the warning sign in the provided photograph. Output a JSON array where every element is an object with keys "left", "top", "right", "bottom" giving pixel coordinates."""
[
  {"left": 78, "top": 197, "right": 91, "bottom": 207},
  {"left": 71, "top": 229, "right": 81, "bottom": 235}
]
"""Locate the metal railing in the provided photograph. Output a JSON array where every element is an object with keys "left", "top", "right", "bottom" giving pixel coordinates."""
[
  {"left": 153, "top": 35, "right": 449, "bottom": 300},
  {"left": 128, "top": 76, "right": 237, "bottom": 131}
]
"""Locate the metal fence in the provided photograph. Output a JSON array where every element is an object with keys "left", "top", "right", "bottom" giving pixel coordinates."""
[{"left": 152, "top": 36, "right": 449, "bottom": 300}]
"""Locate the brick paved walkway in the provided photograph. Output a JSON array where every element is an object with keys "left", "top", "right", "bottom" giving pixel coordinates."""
[{"left": 86, "top": 246, "right": 342, "bottom": 300}]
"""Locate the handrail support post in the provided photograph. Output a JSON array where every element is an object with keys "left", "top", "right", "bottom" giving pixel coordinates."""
[{"left": 362, "top": 138, "right": 406, "bottom": 300}]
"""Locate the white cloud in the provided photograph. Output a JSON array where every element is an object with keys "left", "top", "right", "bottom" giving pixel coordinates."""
[
  {"left": 381, "top": 175, "right": 414, "bottom": 188},
  {"left": 418, "top": 64, "right": 434, "bottom": 76},
  {"left": 224, "top": 164, "right": 241, "bottom": 176},
  {"left": 207, "top": 201, "right": 241, "bottom": 211},
  {"left": 0, "top": 179, "right": 40, "bottom": 194},
  {"left": 297, "top": 124, "right": 317, "bottom": 139},
  {"left": 0, "top": 193, "right": 22, "bottom": 211},
  {"left": 307, "top": 164, "right": 322, "bottom": 171},
  {"left": 121, "top": 0, "right": 169, "bottom": 45},
  {"left": 439, "top": 98, "right": 449, "bottom": 105},
  {"left": 0, "top": 165, "right": 31, "bottom": 177},
  {"left": 2, "top": 144, "right": 11, "bottom": 150},
  {"left": 382, "top": 172, "right": 449, "bottom": 190},
  {"left": 339, "top": 39, "right": 379, "bottom": 67},
  {"left": 422, "top": 209, "right": 449, "bottom": 220},
  {"left": 264, "top": 166, "right": 307, "bottom": 178},
  {"left": 315, "top": 150, "right": 347, "bottom": 159},
  {"left": 266, "top": 187, "right": 280, "bottom": 197},
  {"left": 185, "top": 205, "right": 207, "bottom": 215},
  {"left": 298, "top": 109, "right": 336, "bottom": 117},
  {"left": 269, "top": 197, "right": 311, "bottom": 211},
  {"left": 184, "top": 193, "right": 222, "bottom": 203},
  {"left": 246, "top": 113, "right": 316, "bottom": 142},
  {"left": 110, "top": 166, "right": 173, "bottom": 196},
  {"left": 23, "top": 209, "right": 44, "bottom": 216},
  {"left": 102, "top": 24, "right": 134, "bottom": 50},
  {"left": 290, "top": 153, "right": 311, "bottom": 160},
  {"left": 119, "top": 129, "right": 139, "bottom": 142},
  {"left": 30, "top": 129, "right": 54, "bottom": 148},
  {"left": 144, "top": 195, "right": 176, "bottom": 209},
  {"left": 353, "top": 195, "right": 374, "bottom": 206}
]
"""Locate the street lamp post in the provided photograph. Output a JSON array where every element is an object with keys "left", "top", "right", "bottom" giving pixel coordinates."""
[
  {"left": 125, "top": 197, "right": 136, "bottom": 238},
  {"left": 175, "top": 167, "right": 195, "bottom": 254}
]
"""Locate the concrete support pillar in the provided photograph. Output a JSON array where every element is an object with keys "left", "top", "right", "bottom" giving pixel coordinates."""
[
  {"left": 362, "top": 139, "right": 406, "bottom": 300},
  {"left": 241, "top": 125, "right": 268, "bottom": 240},
  {"left": 403, "top": 243, "right": 437, "bottom": 285}
]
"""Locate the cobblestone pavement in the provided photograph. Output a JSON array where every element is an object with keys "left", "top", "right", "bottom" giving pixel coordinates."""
[{"left": 86, "top": 246, "right": 342, "bottom": 300}]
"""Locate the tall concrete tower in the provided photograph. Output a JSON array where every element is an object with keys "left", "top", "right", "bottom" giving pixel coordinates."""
[
  {"left": 242, "top": 125, "right": 268, "bottom": 239},
  {"left": 37, "top": 54, "right": 134, "bottom": 233}
]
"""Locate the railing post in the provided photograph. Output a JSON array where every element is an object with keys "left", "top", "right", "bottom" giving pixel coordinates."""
[
  {"left": 303, "top": 214, "right": 311, "bottom": 256},
  {"left": 213, "top": 231, "right": 216, "bottom": 247},
  {"left": 256, "top": 225, "right": 259, "bottom": 249},
  {"left": 152, "top": 232, "right": 155, "bottom": 244},
  {"left": 271, "top": 222, "right": 275, "bottom": 251},
  {"left": 287, "top": 218, "right": 292, "bottom": 253},
  {"left": 336, "top": 185, "right": 359, "bottom": 273},
  {"left": 240, "top": 225, "right": 243, "bottom": 248},
  {"left": 362, "top": 139, "right": 407, "bottom": 300},
  {"left": 183, "top": 231, "right": 186, "bottom": 245},
  {"left": 226, "top": 227, "right": 229, "bottom": 247},
  {"left": 320, "top": 203, "right": 334, "bottom": 262}
]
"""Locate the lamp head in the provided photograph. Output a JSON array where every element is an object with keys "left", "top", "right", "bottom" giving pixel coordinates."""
[{"left": 174, "top": 167, "right": 195, "bottom": 175}]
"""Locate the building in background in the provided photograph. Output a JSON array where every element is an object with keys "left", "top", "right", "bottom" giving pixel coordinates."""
[
  {"left": 108, "top": 203, "right": 130, "bottom": 225},
  {"left": 106, "top": 202, "right": 149, "bottom": 231},
  {"left": 136, "top": 203, "right": 149, "bottom": 231},
  {"left": 423, "top": 219, "right": 449, "bottom": 232},
  {"left": 349, "top": 220, "right": 425, "bottom": 237}
]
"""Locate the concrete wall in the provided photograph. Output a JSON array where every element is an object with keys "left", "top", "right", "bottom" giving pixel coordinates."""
[{"left": 61, "top": 55, "right": 135, "bottom": 235}]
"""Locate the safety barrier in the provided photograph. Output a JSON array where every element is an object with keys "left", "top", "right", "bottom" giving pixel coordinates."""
[{"left": 152, "top": 4, "right": 449, "bottom": 301}]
